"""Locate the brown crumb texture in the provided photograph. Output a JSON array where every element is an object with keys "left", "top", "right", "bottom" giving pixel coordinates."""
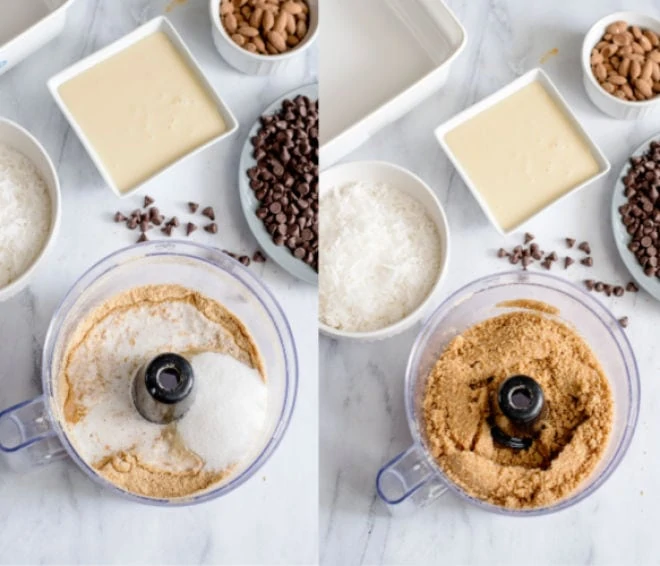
[{"left": 422, "top": 310, "right": 613, "bottom": 509}]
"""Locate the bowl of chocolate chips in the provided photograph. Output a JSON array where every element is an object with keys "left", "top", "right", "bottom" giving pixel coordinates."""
[
  {"left": 613, "top": 133, "right": 660, "bottom": 300},
  {"left": 239, "top": 83, "right": 318, "bottom": 285}
]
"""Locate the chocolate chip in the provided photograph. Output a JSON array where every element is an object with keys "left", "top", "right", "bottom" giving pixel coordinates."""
[
  {"left": 604, "top": 284, "right": 613, "bottom": 296},
  {"left": 161, "top": 225, "right": 173, "bottom": 237},
  {"left": 137, "top": 233, "right": 148, "bottom": 243},
  {"left": 614, "top": 286, "right": 625, "bottom": 297},
  {"left": 522, "top": 256, "right": 532, "bottom": 269},
  {"left": 566, "top": 238, "right": 576, "bottom": 248},
  {"left": 565, "top": 257, "right": 574, "bottom": 269},
  {"left": 152, "top": 215, "right": 163, "bottom": 226},
  {"left": 186, "top": 222, "right": 197, "bottom": 236},
  {"left": 626, "top": 281, "right": 639, "bottom": 292},
  {"left": 131, "top": 209, "right": 141, "bottom": 218},
  {"left": 127, "top": 218, "right": 138, "bottom": 230},
  {"left": 497, "top": 248, "right": 508, "bottom": 258},
  {"left": 169, "top": 216, "right": 180, "bottom": 228},
  {"left": 139, "top": 220, "right": 150, "bottom": 233},
  {"left": 239, "top": 255, "right": 251, "bottom": 266},
  {"left": 581, "top": 257, "right": 593, "bottom": 267},
  {"left": 253, "top": 250, "right": 266, "bottom": 263},
  {"left": 524, "top": 232, "right": 535, "bottom": 244},
  {"left": 578, "top": 242, "right": 591, "bottom": 254},
  {"left": 619, "top": 316, "right": 629, "bottom": 328},
  {"left": 595, "top": 282, "right": 605, "bottom": 292},
  {"left": 204, "top": 222, "right": 218, "bottom": 234},
  {"left": 114, "top": 211, "right": 126, "bottom": 222},
  {"left": 202, "top": 206, "right": 215, "bottom": 221},
  {"left": 144, "top": 196, "right": 154, "bottom": 207},
  {"left": 547, "top": 252, "right": 558, "bottom": 262},
  {"left": 584, "top": 279, "right": 595, "bottom": 290},
  {"left": 541, "top": 258, "right": 552, "bottom": 270},
  {"left": 148, "top": 207, "right": 160, "bottom": 222},
  {"left": 510, "top": 255, "right": 520, "bottom": 265},
  {"left": 188, "top": 202, "right": 199, "bottom": 213}
]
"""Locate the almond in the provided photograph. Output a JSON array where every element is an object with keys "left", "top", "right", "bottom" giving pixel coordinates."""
[
  {"left": 631, "top": 25, "right": 643, "bottom": 39},
  {"left": 619, "top": 57, "right": 631, "bottom": 77},
  {"left": 221, "top": 1, "right": 234, "bottom": 15},
  {"left": 245, "top": 42, "right": 257, "bottom": 53},
  {"left": 622, "top": 83, "right": 634, "bottom": 98},
  {"left": 282, "top": 0, "right": 303, "bottom": 14},
  {"left": 275, "top": 11, "right": 289, "bottom": 33},
  {"left": 602, "top": 81, "right": 616, "bottom": 94},
  {"left": 639, "top": 35, "right": 653, "bottom": 52},
  {"left": 296, "top": 19, "right": 307, "bottom": 40},
  {"left": 652, "top": 61, "right": 660, "bottom": 81},
  {"left": 250, "top": 7, "right": 263, "bottom": 28},
  {"left": 631, "top": 41, "right": 644, "bottom": 54},
  {"left": 286, "top": 12, "right": 296, "bottom": 34},
  {"left": 642, "top": 59, "right": 654, "bottom": 80},
  {"left": 231, "top": 32, "right": 246, "bottom": 46},
  {"left": 267, "top": 30, "right": 287, "bottom": 52},
  {"left": 262, "top": 10, "right": 275, "bottom": 31},
  {"left": 594, "top": 63, "right": 607, "bottom": 81},
  {"left": 635, "top": 78, "right": 654, "bottom": 98},
  {"left": 224, "top": 12, "right": 238, "bottom": 33},
  {"left": 609, "top": 73, "right": 627, "bottom": 85},
  {"left": 606, "top": 21, "right": 627, "bottom": 35},
  {"left": 286, "top": 34, "right": 299, "bottom": 47},
  {"left": 644, "top": 30, "right": 660, "bottom": 47},
  {"left": 630, "top": 60, "right": 642, "bottom": 79},
  {"left": 649, "top": 50, "right": 660, "bottom": 63},
  {"left": 613, "top": 33, "right": 632, "bottom": 46},
  {"left": 238, "top": 25, "right": 259, "bottom": 37},
  {"left": 601, "top": 44, "right": 618, "bottom": 57}
]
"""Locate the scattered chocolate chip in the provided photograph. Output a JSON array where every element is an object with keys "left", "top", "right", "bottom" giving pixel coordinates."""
[
  {"left": 148, "top": 207, "right": 160, "bottom": 221},
  {"left": 127, "top": 218, "right": 138, "bottom": 230},
  {"left": 547, "top": 252, "right": 558, "bottom": 262},
  {"left": 619, "top": 316, "right": 629, "bottom": 328},
  {"left": 204, "top": 222, "right": 218, "bottom": 234},
  {"left": 522, "top": 256, "right": 532, "bottom": 269},
  {"left": 239, "top": 255, "right": 251, "bottom": 266},
  {"left": 595, "top": 282, "right": 605, "bottom": 292},
  {"left": 581, "top": 257, "right": 594, "bottom": 267},
  {"left": 139, "top": 220, "right": 150, "bottom": 233},
  {"left": 510, "top": 255, "right": 520, "bottom": 265},
  {"left": 565, "top": 257, "right": 574, "bottom": 269},
  {"left": 578, "top": 242, "right": 591, "bottom": 254},
  {"left": 114, "top": 212, "right": 126, "bottom": 222},
  {"left": 161, "top": 225, "right": 173, "bottom": 237},
  {"left": 186, "top": 222, "right": 197, "bottom": 236},
  {"left": 566, "top": 238, "right": 576, "bottom": 248},
  {"left": 585, "top": 279, "right": 595, "bottom": 290},
  {"left": 614, "top": 286, "right": 625, "bottom": 297},
  {"left": 541, "top": 258, "right": 552, "bottom": 270},
  {"left": 626, "top": 281, "right": 639, "bottom": 292},
  {"left": 137, "top": 233, "right": 148, "bottom": 243},
  {"left": 188, "top": 202, "right": 199, "bottom": 213},
  {"left": 202, "top": 206, "right": 215, "bottom": 221},
  {"left": 131, "top": 209, "right": 141, "bottom": 218},
  {"left": 524, "top": 232, "right": 535, "bottom": 244},
  {"left": 169, "top": 216, "right": 180, "bottom": 228},
  {"left": 253, "top": 250, "right": 266, "bottom": 263},
  {"left": 497, "top": 248, "right": 508, "bottom": 258},
  {"left": 152, "top": 215, "right": 163, "bottom": 226},
  {"left": 604, "top": 284, "right": 613, "bottom": 296},
  {"left": 144, "top": 195, "right": 154, "bottom": 207}
]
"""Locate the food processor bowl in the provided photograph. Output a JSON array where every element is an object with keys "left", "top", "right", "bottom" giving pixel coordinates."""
[
  {"left": 0, "top": 241, "right": 298, "bottom": 505},
  {"left": 376, "top": 271, "right": 639, "bottom": 516}
]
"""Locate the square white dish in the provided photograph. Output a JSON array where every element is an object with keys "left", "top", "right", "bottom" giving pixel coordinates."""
[
  {"left": 434, "top": 68, "right": 611, "bottom": 235},
  {"left": 0, "top": 0, "right": 75, "bottom": 76},
  {"left": 48, "top": 16, "right": 238, "bottom": 198},
  {"left": 319, "top": 0, "right": 466, "bottom": 167}
]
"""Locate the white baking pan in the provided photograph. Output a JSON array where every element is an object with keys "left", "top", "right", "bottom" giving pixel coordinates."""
[
  {"left": 320, "top": 0, "right": 467, "bottom": 167},
  {"left": 0, "top": 0, "right": 75, "bottom": 76}
]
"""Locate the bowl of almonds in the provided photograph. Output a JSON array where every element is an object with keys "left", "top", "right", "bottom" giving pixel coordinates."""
[
  {"left": 583, "top": 12, "right": 660, "bottom": 119},
  {"left": 210, "top": 0, "right": 318, "bottom": 75}
]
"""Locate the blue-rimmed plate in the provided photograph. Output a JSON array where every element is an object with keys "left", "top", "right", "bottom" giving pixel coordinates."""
[
  {"left": 238, "top": 83, "right": 318, "bottom": 285},
  {"left": 612, "top": 132, "right": 660, "bottom": 301}
]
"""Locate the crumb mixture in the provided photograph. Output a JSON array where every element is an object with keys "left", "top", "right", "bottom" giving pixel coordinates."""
[
  {"left": 57, "top": 284, "right": 266, "bottom": 499},
  {"left": 422, "top": 308, "right": 613, "bottom": 509}
]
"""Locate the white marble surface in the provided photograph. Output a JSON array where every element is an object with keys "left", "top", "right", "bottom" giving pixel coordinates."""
[
  {"left": 320, "top": 1, "right": 660, "bottom": 565},
  {"left": 0, "top": 1, "right": 317, "bottom": 564}
]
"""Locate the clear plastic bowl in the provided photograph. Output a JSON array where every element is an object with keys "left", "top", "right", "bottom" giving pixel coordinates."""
[
  {"left": 377, "top": 271, "right": 639, "bottom": 516},
  {"left": 0, "top": 241, "right": 298, "bottom": 505}
]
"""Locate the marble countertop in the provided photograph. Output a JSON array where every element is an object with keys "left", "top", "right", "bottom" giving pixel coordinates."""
[
  {"left": 0, "top": 1, "right": 317, "bottom": 564},
  {"left": 320, "top": 1, "right": 660, "bottom": 565}
]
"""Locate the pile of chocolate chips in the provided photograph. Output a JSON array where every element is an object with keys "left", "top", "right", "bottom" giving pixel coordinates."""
[
  {"left": 247, "top": 95, "right": 318, "bottom": 272},
  {"left": 496, "top": 234, "right": 593, "bottom": 271},
  {"left": 113, "top": 197, "right": 266, "bottom": 267},
  {"left": 619, "top": 140, "right": 660, "bottom": 279}
]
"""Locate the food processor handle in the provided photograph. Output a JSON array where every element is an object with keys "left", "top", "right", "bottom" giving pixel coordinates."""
[
  {"left": 376, "top": 444, "right": 448, "bottom": 515},
  {"left": 0, "top": 396, "right": 67, "bottom": 470}
]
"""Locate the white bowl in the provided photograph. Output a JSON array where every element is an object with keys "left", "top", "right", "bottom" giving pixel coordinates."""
[
  {"left": 319, "top": 161, "right": 450, "bottom": 342},
  {"left": 48, "top": 16, "right": 238, "bottom": 199},
  {"left": 435, "top": 68, "right": 611, "bottom": 235},
  {"left": 209, "top": 0, "right": 318, "bottom": 75},
  {"left": 582, "top": 11, "right": 660, "bottom": 120},
  {"left": 0, "top": 118, "right": 61, "bottom": 302}
]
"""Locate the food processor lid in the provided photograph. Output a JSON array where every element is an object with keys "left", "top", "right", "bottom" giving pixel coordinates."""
[
  {"left": 132, "top": 353, "right": 196, "bottom": 424},
  {"left": 489, "top": 375, "right": 545, "bottom": 450}
]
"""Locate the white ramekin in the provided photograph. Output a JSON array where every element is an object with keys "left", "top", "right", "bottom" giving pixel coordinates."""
[
  {"left": 582, "top": 11, "right": 660, "bottom": 120},
  {"left": 0, "top": 118, "right": 61, "bottom": 302},
  {"left": 319, "top": 161, "right": 451, "bottom": 342},
  {"left": 209, "top": 0, "right": 318, "bottom": 75}
]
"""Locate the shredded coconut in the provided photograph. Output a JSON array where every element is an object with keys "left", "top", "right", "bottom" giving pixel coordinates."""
[
  {"left": 0, "top": 143, "right": 52, "bottom": 288},
  {"left": 320, "top": 181, "right": 443, "bottom": 332}
]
